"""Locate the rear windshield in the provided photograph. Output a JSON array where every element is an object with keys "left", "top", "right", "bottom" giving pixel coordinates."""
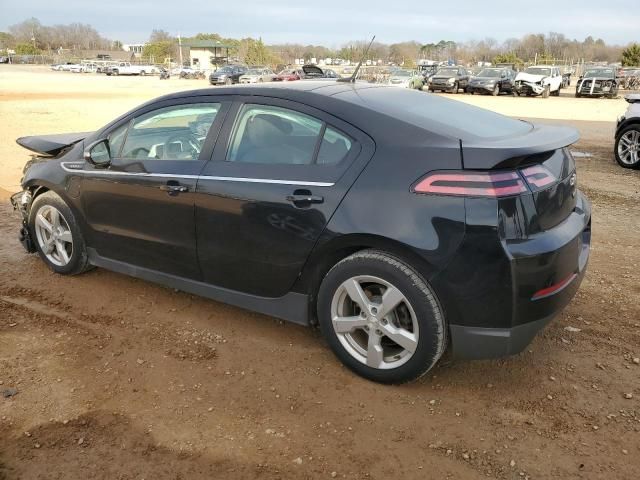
[{"left": 334, "top": 87, "right": 532, "bottom": 140}]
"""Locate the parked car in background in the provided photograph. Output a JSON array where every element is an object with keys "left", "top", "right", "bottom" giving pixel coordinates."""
[
  {"left": 614, "top": 94, "right": 640, "bottom": 168},
  {"left": 10, "top": 81, "right": 591, "bottom": 384},
  {"left": 106, "top": 62, "right": 158, "bottom": 76},
  {"left": 273, "top": 65, "right": 335, "bottom": 82},
  {"left": 239, "top": 67, "right": 277, "bottom": 84},
  {"left": 575, "top": 67, "right": 619, "bottom": 98},
  {"left": 209, "top": 65, "right": 248, "bottom": 85},
  {"left": 387, "top": 69, "right": 424, "bottom": 90},
  {"left": 428, "top": 67, "right": 470, "bottom": 93},
  {"left": 0, "top": 56, "right": 10, "bottom": 64},
  {"left": 274, "top": 68, "right": 303, "bottom": 81},
  {"left": 467, "top": 67, "right": 515, "bottom": 96},
  {"left": 514, "top": 66, "right": 563, "bottom": 98}
]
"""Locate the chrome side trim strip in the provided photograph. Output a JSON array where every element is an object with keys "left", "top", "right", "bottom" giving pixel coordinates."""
[{"left": 60, "top": 162, "right": 335, "bottom": 187}]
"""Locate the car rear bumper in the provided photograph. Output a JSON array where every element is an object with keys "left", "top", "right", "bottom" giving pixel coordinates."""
[{"left": 448, "top": 191, "right": 591, "bottom": 359}]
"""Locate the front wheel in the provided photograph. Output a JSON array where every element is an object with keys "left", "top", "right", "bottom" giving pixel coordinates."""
[
  {"left": 542, "top": 85, "right": 550, "bottom": 98},
  {"left": 28, "top": 191, "right": 92, "bottom": 275},
  {"left": 451, "top": 82, "right": 459, "bottom": 94},
  {"left": 317, "top": 250, "right": 446, "bottom": 384},
  {"left": 492, "top": 84, "right": 500, "bottom": 96},
  {"left": 225, "top": 78, "right": 232, "bottom": 85}
]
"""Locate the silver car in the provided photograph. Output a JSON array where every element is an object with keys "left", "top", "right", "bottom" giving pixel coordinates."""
[{"left": 239, "top": 68, "right": 276, "bottom": 84}]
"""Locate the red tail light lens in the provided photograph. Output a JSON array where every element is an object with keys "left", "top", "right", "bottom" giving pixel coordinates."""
[
  {"left": 520, "top": 164, "right": 557, "bottom": 191},
  {"left": 413, "top": 171, "right": 527, "bottom": 198}
]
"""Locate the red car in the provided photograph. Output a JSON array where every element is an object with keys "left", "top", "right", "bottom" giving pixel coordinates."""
[
  {"left": 273, "top": 65, "right": 326, "bottom": 82},
  {"left": 274, "top": 68, "right": 303, "bottom": 82}
]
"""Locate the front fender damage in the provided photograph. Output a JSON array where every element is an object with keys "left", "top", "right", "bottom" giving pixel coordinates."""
[{"left": 10, "top": 190, "right": 37, "bottom": 253}]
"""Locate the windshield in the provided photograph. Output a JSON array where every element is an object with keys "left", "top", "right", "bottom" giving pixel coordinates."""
[
  {"left": 392, "top": 70, "right": 412, "bottom": 77},
  {"left": 437, "top": 68, "right": 458, "bottom": 76},
  {"left": 477, "top": 69, "right": 503, "bottom": 78},
  {"left": 278, "top": 69, "right": 296, "bottom": 75},
  {"left": 584, "top": 68, "right": 614, "bottom": 78},
  {"left": 246, "top": 69, "right": 262, "bottom": 75},
  {"left": 216, "top": 67, "right": 233, "bottom": 73},
  {"left": 525, "top": 67, "right": 551, "bottom": 76}
]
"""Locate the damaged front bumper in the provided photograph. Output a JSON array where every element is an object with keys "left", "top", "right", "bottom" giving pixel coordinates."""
[
  {"left": 514, "top": 81, "right": 545, "bottom": 95},
  {"left": 9, "top": 190, "right": 37, "bottom": 253}
]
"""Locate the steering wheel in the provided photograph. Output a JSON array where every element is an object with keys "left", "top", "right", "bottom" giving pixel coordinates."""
[{"left": 162, "top": 132, "right": 200, "bottom": 160}]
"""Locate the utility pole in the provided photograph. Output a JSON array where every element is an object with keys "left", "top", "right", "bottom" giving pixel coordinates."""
[{"left": 178, "top": 34, "right": 183, "bottom": 67}]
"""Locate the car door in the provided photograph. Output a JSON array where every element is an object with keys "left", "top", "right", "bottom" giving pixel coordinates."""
[
  {"left": 80, "top": 97, "right": 230, "bottom": 279},
  {"left": 194, "top": 97, "right": 375, "bottom": 297},
  {"left": 459, "top": 68, "right": 469, "bottom": 88}
]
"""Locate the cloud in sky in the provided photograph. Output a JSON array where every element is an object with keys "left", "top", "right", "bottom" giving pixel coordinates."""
[{"left": 2, "top": 0, "right": 638, "bottom": 45}]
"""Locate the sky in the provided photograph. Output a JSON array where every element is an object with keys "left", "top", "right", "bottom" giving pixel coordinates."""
[{"left": 2, "top": 0, "right": 639, "bottom": 46}]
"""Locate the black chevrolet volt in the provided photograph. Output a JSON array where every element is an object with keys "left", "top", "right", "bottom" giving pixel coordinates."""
[{"left": 10, "top": 82, "right": 591, "bottom": 383}]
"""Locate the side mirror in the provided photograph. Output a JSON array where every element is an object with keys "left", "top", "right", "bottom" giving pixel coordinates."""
[{"left": 83, "top": 139, "right": 111, "bottom": 168}]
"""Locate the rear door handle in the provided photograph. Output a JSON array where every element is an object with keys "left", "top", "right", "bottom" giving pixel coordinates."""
[
  {"left": 286, "top": 189, "right": 324, "bottom": 207},
  {"left": 159, "top": 183, "right": 189, "bottom": 195}
]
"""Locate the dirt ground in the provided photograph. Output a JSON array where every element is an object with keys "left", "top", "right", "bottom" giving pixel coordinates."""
[{"left": 0, "top": 65, "right": 639, "bottom": 479}]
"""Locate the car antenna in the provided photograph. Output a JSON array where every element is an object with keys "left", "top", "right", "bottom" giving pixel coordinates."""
[{"left": 337, "top": 35, "right": 375, "bottom": 83}]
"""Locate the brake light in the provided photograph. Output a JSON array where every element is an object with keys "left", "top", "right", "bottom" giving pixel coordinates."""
[
  {"left": 520, "top": 164, "right": 557, "bottom": 191},
  {"left": 413, "top": 171, "right": 527, "bottom": 197}
]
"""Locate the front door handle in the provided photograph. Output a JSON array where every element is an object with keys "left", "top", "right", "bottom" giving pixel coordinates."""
[
  {"left": 286, "top": 189, "right": 324, "bottom": 208},
  {"left": 160, "top": 182, "right": 189, "bottom": 196}
]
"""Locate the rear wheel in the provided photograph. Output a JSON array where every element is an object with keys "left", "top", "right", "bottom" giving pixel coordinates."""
[
  {"left": 317, "top": 250, "right": 446, "bottom": 384},
  {"left": 615, "top": 125, "right": 640, "bottom": 169},
  {"left": 28, "top": 191, "right": 91, "bottom": 275}
]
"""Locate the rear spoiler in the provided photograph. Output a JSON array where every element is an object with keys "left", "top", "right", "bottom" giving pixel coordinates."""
[
  {"left": 16, "top": 132, "right": 91, "bottom": 156},
  {"left": 461, "top": 123, "right": 580, "bottom": 170}
]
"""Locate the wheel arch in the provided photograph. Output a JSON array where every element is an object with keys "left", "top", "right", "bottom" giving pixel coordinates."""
[
  {"left": 294, "top": 233, "right": 441, "bottom": 325},
  {"left": 616, "top": 119, "right": 640, "bottom": 138}
]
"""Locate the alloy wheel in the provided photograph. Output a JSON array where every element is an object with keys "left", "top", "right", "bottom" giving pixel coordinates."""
[
  {"left": 618, "top": 129, "right": 640, "bottom": 165},
  {"left": 330, "top": 275, "right": 419, "bottom": 370},
  {"left": 34, "top": 205, "right": 73, "bottom": 267}
]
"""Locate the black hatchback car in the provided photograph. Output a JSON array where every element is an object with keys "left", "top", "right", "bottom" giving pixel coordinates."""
[{"left": 11, "top": 82, "right": 591, "bottom": 383}]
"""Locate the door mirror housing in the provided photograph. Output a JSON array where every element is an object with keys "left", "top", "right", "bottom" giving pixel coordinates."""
[{"left": 84, "top": 139, "right": 111, "bottom": 168}]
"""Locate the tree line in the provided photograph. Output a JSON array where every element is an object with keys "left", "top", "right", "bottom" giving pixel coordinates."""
[{"left": 2, "top": 18, "right": 639, "bottom": 67}]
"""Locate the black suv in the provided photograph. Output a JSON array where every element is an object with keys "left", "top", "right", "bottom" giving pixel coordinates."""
[
  {"left": 209, "top": 65, "right": 248, "bottom": 85},
  {"left": 428, "top": 66, "right": 470, "bottom": 93}
]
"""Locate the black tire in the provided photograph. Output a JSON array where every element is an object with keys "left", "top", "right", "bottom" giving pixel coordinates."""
[
  {"left": 317, "top": 250, "right": 447, "bottom": 384},
  {"left": 491, "top": 84, "right": 500, "bottom": 96},
  {"left": 552, "top": 87, "right": 560, "bottom": 97},
  {"left": 28, "top": 191, "right": 92, "bottom": 275},
  {"left": 112, "top": 69, "right": 119, "bottom": 76},
  {"left": 575, "top": 91, "right": 581, "bottom": 98},
  {"left": 614, "top": 124, "right": 640, "bottom": 169},
  {"left": 225, "top": 78, "right": 232, "bottom": 85},
  {"left": 542, "top": 85, "right": 550, "bottom": 98},
  {"left": 451, "top": 82, "right": 459, "bottom": 94},
  {"left": 140, "top": 70, "right": 146, "bottom": 76}
]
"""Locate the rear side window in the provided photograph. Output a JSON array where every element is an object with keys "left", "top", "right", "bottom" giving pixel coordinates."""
[
  {"left": 227, "top": 104, "right": 353, "bottom": 165},
  {"left": 317, "top": 127, "right": 352, "bottom": 165}
]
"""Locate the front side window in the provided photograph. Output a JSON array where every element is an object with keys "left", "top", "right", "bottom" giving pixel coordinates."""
[
  {"left": 119, "top": 103, "right": 220, "bottom": 160},
  {"left": 227, "top": 105, "right": 323, "bottom": 165}
]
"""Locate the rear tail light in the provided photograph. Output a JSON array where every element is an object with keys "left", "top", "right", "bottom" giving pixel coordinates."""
[
  {"left": 413, "top": 163, "right": 562, "bottom": 198},
  {"left": 413, "top": 171, "right": 527, "bottom": 198},
  {"left": 520, "top": 164, "right": 558, "bottom": 192}
]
